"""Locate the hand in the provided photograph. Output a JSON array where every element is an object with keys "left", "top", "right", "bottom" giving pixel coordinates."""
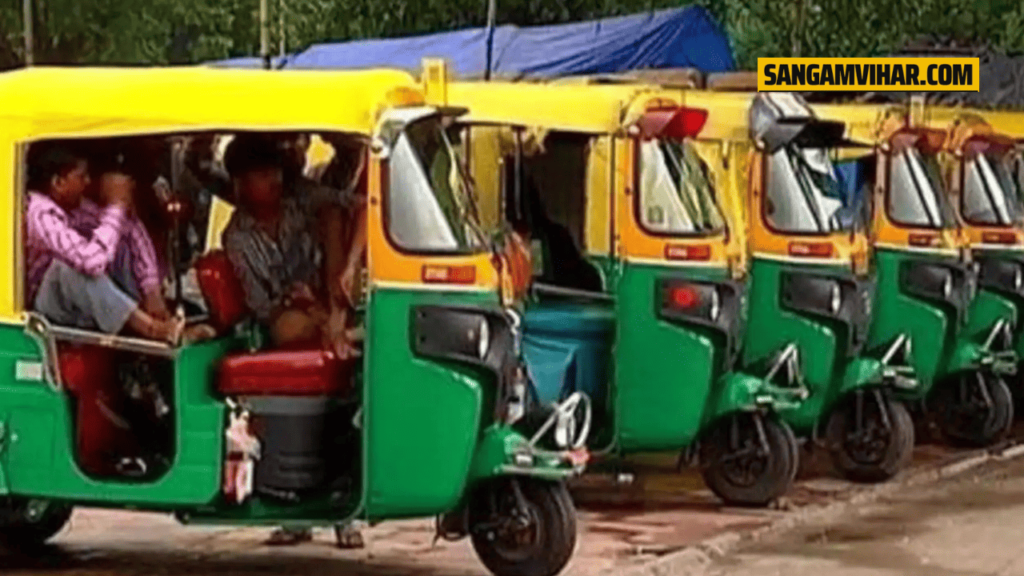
[
  {"left": 287, "top": 282, "right": 317, "bottom": 306},
  {"left": 325, "top": 306, "right": 360, "bottom": 360},
  {"left": 100, "top": 172, "right": 135, "bottom": 208}
]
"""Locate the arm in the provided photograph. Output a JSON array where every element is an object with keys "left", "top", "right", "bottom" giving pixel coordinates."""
[
  {"left": 126, "top": 219, "right": 169, "bottom": 318},
  {"left": 338, "top": 206, "right": 368, "bottom": 306},
  {"left": 27, "top": 199, "right": 126, "bottom": 277}
]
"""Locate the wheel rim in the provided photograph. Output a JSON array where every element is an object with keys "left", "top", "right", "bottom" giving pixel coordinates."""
[
  {"left": 484, "top": 489, "right": 544, "bottom": 562},
  {"left": 843, "top": 397, "right": 893, "bottom": 466},
  {"left": 715, "top": 416, "right": 770, "bottom": 488},
  {"left": 944, "top": 372, "right": 997, "bottom": 437}
]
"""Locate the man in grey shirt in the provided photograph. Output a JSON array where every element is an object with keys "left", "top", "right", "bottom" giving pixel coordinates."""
[{"left": 221, "top": 134, "right": 366, "bottom": 547}]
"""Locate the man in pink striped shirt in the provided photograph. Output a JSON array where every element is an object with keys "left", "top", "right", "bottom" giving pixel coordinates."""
[{"left": 25, "top": 147, "right": 184, "bottom": 344}]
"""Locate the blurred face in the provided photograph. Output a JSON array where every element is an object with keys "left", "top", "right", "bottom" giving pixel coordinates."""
[
  {"left": 50, "top": 160, "right": 91, "bottom": 209},
  {"left": 236, "top": 166, "right": 283, "bottom": 211}
]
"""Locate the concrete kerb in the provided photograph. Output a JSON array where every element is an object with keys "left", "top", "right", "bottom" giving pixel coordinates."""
[{"left": 599, "top": 440, "right": 1024, "bottom": 576}]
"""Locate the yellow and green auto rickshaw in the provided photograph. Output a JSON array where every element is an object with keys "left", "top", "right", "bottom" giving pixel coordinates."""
[
  {"left": 418, "top": 64, "right": 813, "bottom": 507},
  {"left": 814, "top": 103, "right": 1015, "bottom": 447},
  {"left": 678, "top": 87, "right": 917, "bottom": 482},
  {"left": 0, "top": 67, "right": 589, "bottom": 576}
]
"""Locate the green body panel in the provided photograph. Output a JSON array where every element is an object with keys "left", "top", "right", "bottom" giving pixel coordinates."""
[
  {"left": 0, "top": 326, "right": 238, "bottom": 507},
  {"left": 363, "top": 287, "right": 493, "bottom": 520},
  {"left": 612, "top": 262, "right": 724, "bottom": 452},
  {"left": 742, "top": 258, "right": 875, "bottom": 435},
  {"left": 868, "top": 249, "right": 956, "bottom": 396}
]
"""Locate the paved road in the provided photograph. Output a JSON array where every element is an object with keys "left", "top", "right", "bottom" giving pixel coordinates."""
[
  {"left": 2, "top": 443, "right": 1020, "bottom": 576},
  {"left": 703, "top": 457, "right": 1024, "bottom": 576}
]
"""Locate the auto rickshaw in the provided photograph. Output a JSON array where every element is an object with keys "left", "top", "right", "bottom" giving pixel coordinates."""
[
  {"left": 416, "top": 63, "right": 808, "bottom": 507},
  {"left": 0, "top": 67, "right": 589, "bottom": 576},
  {"left": 813, "top": 102, "right": 1016, "bottom": 447},
  {"left": 676, "top": 87, "right": 917, "bottom": 482}
]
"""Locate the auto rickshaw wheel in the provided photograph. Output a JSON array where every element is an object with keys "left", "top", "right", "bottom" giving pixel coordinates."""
[
  {"left": 698, "top": 413, "right": 798, "bottom": 507},
  {"left": 0, "top": 498, "right": 73, "bottom": 549},
  {"left": 826, "top": 390, "right": 914, "bottom": 483},
  {"left": 469, "top": 477, "right": 577, "bottom": 576},
  {"left": 933, "top": 371, "right": 1014, "bottom": 448}
]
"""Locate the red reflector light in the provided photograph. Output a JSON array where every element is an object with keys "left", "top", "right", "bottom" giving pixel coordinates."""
[
  {"left": 635, "top": 107, "right": 709, "bottom": 140},
  {"left": 422, "top": 265, "right": 477, "bottom": 284},
  {"left": 669, "top": 285, "right": 701, "bottom": 309},
  {"left": 788, "top": 241, "right": 834, "bottom": 258},
  {"left": 909, "top": 233, "right": 939, "bottom": 247},
  {"left": 664, "top": 244, "right": 712, "bottom": 261},
  {"left": 982, "top": 231, "right": 1018, "bottom": 244}
]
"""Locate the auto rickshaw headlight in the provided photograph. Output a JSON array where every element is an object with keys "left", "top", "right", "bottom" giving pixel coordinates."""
[
  {"left": 709, "top": 288, "right": 721, "bottom": 322},
  {"left": 943, "top": 274, "right": 953, "bottom": 300},
  {"left": 830, "top": 284, "right": 842, "bottom": 315},
  {"left": 1013, "top": 267, "right": 1022, "bottom": 291},
  {"left": 477, "top": 318, "right": 490, "bottom": 360}
]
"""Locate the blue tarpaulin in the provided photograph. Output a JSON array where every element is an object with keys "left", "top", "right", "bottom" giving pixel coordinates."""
[{"left": 216, "top": 7, "right": 734, "bottom": 78}]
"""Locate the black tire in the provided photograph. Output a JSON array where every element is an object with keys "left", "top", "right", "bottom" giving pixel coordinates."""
[
  {"left": 698, "top": 413, "right": 799, "bottom": 507},
  {"left": 0, "top": 499, "right": 73, "bottom": 549},
  {"left": 933, "top": 371, "right": 1014, "bottom": 448},
  {"left": 470, "top": 478, "right": 577, "bottom": 576},
  {"left": 826, "top": 391, "right": 915, "bottom": 483}
]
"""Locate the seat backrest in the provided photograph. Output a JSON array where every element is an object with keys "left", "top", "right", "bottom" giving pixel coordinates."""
[{"left": 195, "top": 250, "right": 248, "bottom": 332}]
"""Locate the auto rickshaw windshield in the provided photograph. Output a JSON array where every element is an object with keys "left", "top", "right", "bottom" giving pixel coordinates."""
[
  {"left": 766, "top": 145, "right": 856, "bottom": 235},
  {"left": 388, "top": 116, "right": 486, "bottom": 252},
  {"left": 887, "top": 148, "right": 958, "bottom": 230},
  {"left": 962, "top": 150, "right": 1024, "bottom": 227},
  {"left": 638, "top": 138, "right": 725, "bottom": 235}
]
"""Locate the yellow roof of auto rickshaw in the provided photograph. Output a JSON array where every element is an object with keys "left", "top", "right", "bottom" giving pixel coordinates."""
[
  {"left": 0, "top": 66, "right": 423, "bottom": 138},
  {"left": 439, "top": 80, "right": 649, "bottom": 134}
]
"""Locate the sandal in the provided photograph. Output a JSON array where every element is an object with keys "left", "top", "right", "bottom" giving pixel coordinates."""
[
  {"left": 265, "top": 527, "right": 314, "bottom": 546},
  {"left": 182, "top": 323, "right": 218, "bottom": 345}
]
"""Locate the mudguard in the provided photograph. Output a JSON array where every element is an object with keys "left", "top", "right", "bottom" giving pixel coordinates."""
[
  {"left": 468, "top": 425, "right": 583, "bottom": 482},
  {"left": 947, "top": 340, "right": 986, "bottom": 375},
  {"left": 838, "top": 357, "right": 887, "bottom": 396},
  {"left": 709, "top": 371, "right": 806, "bottom": 420}
]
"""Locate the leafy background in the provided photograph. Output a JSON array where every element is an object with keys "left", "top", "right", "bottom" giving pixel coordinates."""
[{"left": 1, "top": 0, "right": 1022, "bottom": 70}]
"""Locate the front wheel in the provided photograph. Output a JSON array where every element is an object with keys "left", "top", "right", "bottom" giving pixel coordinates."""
[
  {"left": 698, "top": 413, "right": 799, "bottom": 507},
  {"left": 826, "top": 390, "right": 915, "bottom": 483},
  {"left": 469, "top": 478, "right": 577, "bottom": 576},
  {"left": 0, "top": 498, "right": 73, "bottom": 549},
  {"left": 933, "top": 371, "right": 1014, "bottom": 448}
]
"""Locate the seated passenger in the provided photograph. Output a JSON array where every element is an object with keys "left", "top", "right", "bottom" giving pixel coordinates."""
[
  {"left": 221, "top": 135, "right": 365, "bottom": 358},
  {"left": 25, "top": 147, "right": 188, "bottom": 344},
  {"left": 71, "top": 169, "right": 171, "bottom": 321}
]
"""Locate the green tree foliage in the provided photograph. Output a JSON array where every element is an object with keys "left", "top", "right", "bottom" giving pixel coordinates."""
[{"left": 0, "top": 0, "right": 1022, "bottom": 70}]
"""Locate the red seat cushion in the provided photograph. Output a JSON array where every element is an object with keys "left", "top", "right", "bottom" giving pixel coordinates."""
[
  {"left": 58, "top": 344, "right": 137, "bottom": 476},
  {"left": 195, "top": 250, "right": 248, "bottom": 332},
  {"left": 218, "top": 349, "right": 354, "bottom": 396}
]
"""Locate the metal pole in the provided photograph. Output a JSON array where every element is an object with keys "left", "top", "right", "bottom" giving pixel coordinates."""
[
  {"left": 484, "top": 0, "right": 496, "bottom": 80},
  {"left": 278, "top": 0, "right": 286, "bottom": 58},
  {"left": 260, "top": 0, "right": 270, "bottom": 69},
  {"left": 23, "top": 0, "right": 33, "bottom": 66}
]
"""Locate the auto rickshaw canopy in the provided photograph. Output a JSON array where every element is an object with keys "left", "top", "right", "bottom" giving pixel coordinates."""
[{"left": 0, "top": 66, "right": 424, "bottom": 139}]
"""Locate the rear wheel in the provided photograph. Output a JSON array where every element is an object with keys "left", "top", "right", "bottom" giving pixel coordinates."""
[
  {"left": 469, "top": 478, "right": 577, "bottom": 576},
  {"left": 933, "top": 371, "right": 1014, "bottom": 448},
  {"left": 826, "top": 390, "right": 914, "bottom": 483},
  {"left": 699, "top": 413, "right": 798, "bottom": 507},
  {"left": 0, "top": 498, "right": 73, "bottom": 549}
]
